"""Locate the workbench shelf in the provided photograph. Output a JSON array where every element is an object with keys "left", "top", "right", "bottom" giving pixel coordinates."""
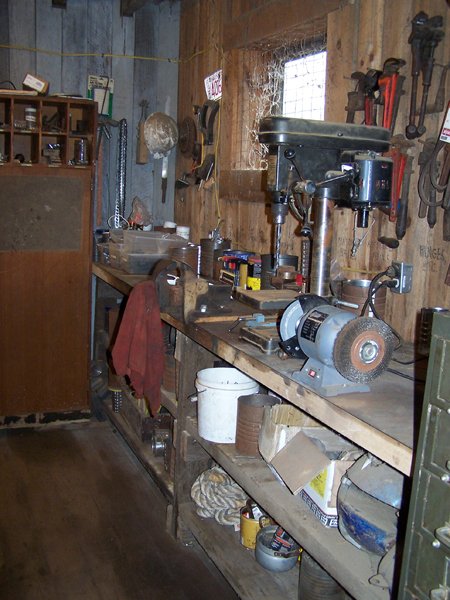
[
  {"left": 160, "top": 387, "right": 177, "bottom": 418},
  {"left": 179, "top": 502, "right": 298, "bottom": 600},
  {"left": 185, "top": 416, "right": 388, "bottom": 600},
  {"left": 103, "top": 399, "right": 174, "bottom": 502}
]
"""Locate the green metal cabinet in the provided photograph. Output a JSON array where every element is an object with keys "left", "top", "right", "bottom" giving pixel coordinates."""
[{"left": 399, "top": 312, "right": 450, "bottom": 599}]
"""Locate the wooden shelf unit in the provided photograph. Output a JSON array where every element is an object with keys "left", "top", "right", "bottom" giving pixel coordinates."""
[{"left": 0, "top": 94, "right": 96, "bottom": 167}]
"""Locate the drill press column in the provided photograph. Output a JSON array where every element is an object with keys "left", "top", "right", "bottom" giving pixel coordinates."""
[{"left": 310, "top": 196, "right": 334, "bottom": 296}]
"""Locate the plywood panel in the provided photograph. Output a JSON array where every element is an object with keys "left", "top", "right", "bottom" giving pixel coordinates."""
[
  {"left": 0, "top": 169, "right": 93, "bottom": 415},
  {"left": 0, "top": 1, "right": 10, "bottom": 84}
]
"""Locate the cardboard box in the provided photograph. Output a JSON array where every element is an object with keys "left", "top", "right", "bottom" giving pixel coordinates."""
[
  {"left": 23, "top": 73, "right": 49, "bottom": 94},
  {"left": 258, "top": 403, "right": 320, "bottom": 463},
  {"left": 270, "top": 427, "right": 362, "bottom": 527}
]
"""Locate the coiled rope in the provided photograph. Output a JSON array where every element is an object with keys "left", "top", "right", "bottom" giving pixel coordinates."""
[{"left": 191, "top": 466, "right": 247, "bottom": 526}]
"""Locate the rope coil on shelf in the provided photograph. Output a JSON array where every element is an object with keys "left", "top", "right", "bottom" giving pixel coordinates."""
[{"left": 191, "top": 466, "right": 247, "bottom": 526}]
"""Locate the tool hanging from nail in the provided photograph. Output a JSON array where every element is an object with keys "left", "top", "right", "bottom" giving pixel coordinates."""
[
  {"left": 345, "top": 58, "right": 405, "bottom": 133},
  {"left": 417, "top": 102, "right": 450, "bottom": 239},
  {"left": 378, "top": 58, "right": 406, "bottom": 134},
  {"left": 384, "top": 135, "right": 414, "bottom": 224},
  {"left": 405, "top": 11, "right": 444, "bottom": 140},
  {"left": 136, "top": 99, "right": 149, "bottom": 164}
]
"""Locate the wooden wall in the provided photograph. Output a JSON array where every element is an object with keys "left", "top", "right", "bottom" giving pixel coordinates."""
[
  {"left": 0, "top": 0, "right": 180, "bottom": 227},
  {"left": 175, "top": 0, "right": 450, "bottom": 343}
]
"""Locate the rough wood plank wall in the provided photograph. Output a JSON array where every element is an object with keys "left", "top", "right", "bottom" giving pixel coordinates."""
[
  {"left": 327, "top": 0, "right": 450, "bottom": 342},
  {"left": 176, "top": 0, "right": 450, "bottom": 343},
  {"left": 0, "top": 0, "right": 179, "bottom": 228}
]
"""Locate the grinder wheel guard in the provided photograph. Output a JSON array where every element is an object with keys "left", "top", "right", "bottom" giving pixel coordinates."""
[{"left": 333, "top": 318, "right": 396, "bottom": 383}]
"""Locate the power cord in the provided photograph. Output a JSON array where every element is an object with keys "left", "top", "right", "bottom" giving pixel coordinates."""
[
  {"left": 359, "top": 267, "right": 403, "bottom": 349},
  {"left": 0, "top": 80, "right": 16, "bottom": 89}
]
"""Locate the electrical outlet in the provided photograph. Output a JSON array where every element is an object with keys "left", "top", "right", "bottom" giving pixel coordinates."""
[{"left": 391, "top": 261, "right": 413, "bottom": 294}]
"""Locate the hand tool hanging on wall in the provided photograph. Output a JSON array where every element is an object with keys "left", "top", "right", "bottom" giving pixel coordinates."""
[
  {"left": 395, "top": 153, "right": 414, "bottom": 240},
  {"left": 405, "top": 11, "right": 444, "bottom": 140},
  {"left": 346, "top": 69, "right": 381, "bottom": 125},
  {"left": 417, "top": 108, "right": 450, "bottom": 239},
  {"left": 136, "top": 100, "right": 149, "bottom": 164},
  {"left": 385, "top": 135, "right": 414, "bottom": 225},
  {"left": 378, "top": 58, "right": 406, "bottom": 134},
  {"left": 194, "top": 100, "right": 220, "bottom": 185},
  {"left": 345, "top": 59, "right": 405, "bottom": 132}
]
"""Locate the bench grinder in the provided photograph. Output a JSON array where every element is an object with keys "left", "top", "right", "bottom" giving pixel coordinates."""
[
  {"left": 279, "top": 295, "right": 396, "bottom": 396},
  {"left": 258, "top": 117, "right": 392, "bottom": 295}
]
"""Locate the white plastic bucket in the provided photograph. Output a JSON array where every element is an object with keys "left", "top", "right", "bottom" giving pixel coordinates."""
[{"left": 196, "top": 368, "right": 259, "bottom": 443}]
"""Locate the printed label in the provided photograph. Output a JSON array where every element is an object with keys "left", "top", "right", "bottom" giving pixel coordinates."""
[
  {"left": 204, "top": 69, "right": 222, "bottom": 100},
  {"left": 300, "top": 310, "right": 328, "bottom": 342}
]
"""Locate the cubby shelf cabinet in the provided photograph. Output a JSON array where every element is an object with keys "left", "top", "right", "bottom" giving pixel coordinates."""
[{"left": 0, "top": 94, "right": 97, "bottom": 167}]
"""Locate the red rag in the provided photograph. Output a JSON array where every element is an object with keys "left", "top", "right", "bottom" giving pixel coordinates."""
[{"left": 111, "top": 280, "right": 164, "bottom": 416}]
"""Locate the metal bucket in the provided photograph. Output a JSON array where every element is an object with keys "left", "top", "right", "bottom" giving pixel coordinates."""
[
  {"left": 341, "top": 279, "right": 386, "bottom": 318},
  {"left": 235, "top": 394, "right": 280, "bottom": 456},
  {"left": 298, "top": 552, "right": 349, "bottom": 599},
  {"left": 195, "top": 368, "right": 259, "bottom": 443}
]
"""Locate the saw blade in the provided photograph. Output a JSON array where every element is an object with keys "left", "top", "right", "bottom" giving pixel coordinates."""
[{"left": 333, "top": 317, "right": 395, "bottom": 383}]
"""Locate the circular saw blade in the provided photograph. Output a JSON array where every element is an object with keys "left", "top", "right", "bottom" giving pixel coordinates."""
[{"left": 333, "top": 317, "right": 395, "bottom": 383}]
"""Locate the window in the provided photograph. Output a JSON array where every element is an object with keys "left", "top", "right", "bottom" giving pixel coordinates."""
[{"left": 282, "top": 50, "right": 327, "bottom": 119}]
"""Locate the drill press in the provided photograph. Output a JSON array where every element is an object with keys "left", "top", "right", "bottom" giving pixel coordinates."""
[{"left": 258, "top": 117, "right": 392, "bottom": 295}]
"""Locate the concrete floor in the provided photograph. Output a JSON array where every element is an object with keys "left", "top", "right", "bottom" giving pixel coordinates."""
[{"left": 0, "top": 421, "right": 238, "bottom": 600}]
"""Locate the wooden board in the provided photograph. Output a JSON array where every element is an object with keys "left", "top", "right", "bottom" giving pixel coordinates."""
[
  {"left": 235, "top": 288, "right": 300, "bottom": 309},
  {"left": 180, "top": 501, "right": 298, "bottom": 600},
  {"left": 0, "top": 168, "right": 93, "bottom": 415}
]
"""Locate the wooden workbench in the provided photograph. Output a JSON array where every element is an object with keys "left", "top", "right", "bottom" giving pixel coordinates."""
[{"left": 93, "top": 262, "right": 420, "bottom": 600}]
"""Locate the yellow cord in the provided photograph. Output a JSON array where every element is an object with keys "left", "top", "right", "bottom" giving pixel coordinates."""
[
  {"left": 214, "top": 55, "right": 223, "bottom": 229},
  {"left": 0, "top": 43, "right": 210, "bottom": 64}
]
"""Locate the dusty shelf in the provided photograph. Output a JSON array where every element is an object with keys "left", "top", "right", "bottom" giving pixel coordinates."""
[
  {"left": 160, "top": 387, "right": 177, "bottom": 417},
  {"left": 179, "top": 502, "right": 298, "bottom": 600},
  {"left": 185, "top": 416, "right": 388, "bottom": 600},
  {"left": 103, "top": 399, "right": 173, "bottom": 501}
]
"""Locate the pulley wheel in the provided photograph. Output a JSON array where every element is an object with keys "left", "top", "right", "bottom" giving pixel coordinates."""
[{"left": 333, "top": 318, "right": 395, "bottom": 383}]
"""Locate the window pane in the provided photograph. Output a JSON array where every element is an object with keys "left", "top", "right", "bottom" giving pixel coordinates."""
[{"left": 283, "top": 51, "right": 326, "bottom": 120}]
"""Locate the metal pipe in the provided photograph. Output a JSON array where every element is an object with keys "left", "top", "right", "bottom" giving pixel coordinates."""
[{"left": 309, "top": 196, "right": 333, "bottom": 296}]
